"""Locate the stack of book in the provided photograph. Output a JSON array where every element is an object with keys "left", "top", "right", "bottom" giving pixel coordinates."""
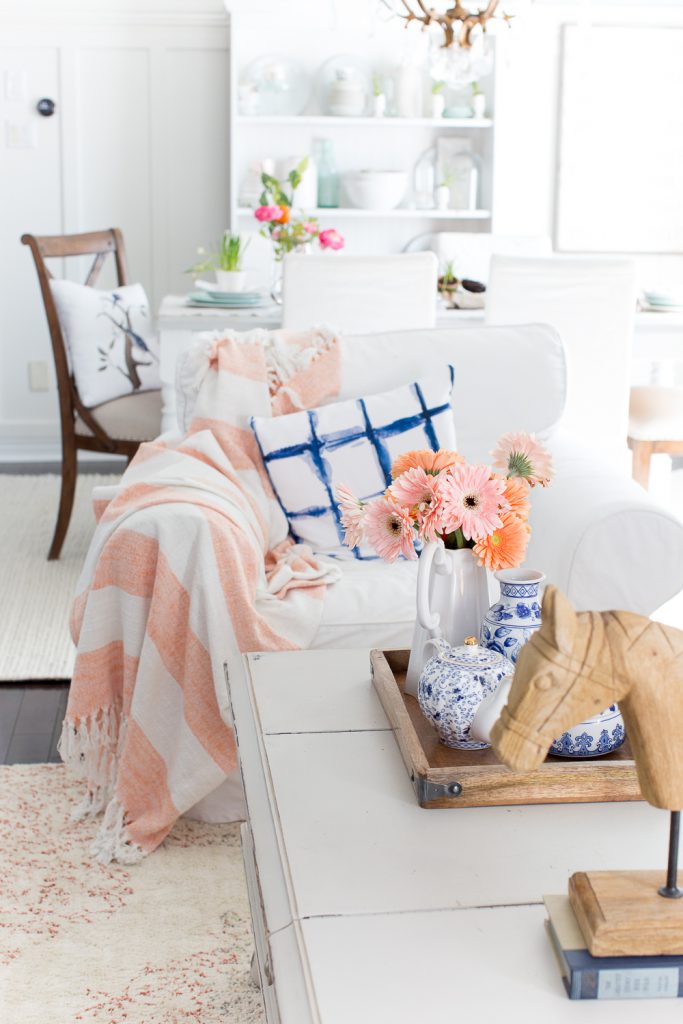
[{"left": 544, "top": 895, "right": 683, "bottom": 1000}]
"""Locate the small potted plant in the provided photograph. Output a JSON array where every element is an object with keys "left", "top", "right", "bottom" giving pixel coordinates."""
[
  {"left": 438, "top": 260, "right": 460, "bottom": 300},
  {"left": 431, "top": 80, "right": 446, "bottom": 119},
  {"left": 372, "top": 72, "right": 387, "bottom": 118},
  {"left": 471, "top": 81, "right": 486, "bottom": 120},
  {"left": 187, "top": 232, "right": 249, "bottom": 292}
]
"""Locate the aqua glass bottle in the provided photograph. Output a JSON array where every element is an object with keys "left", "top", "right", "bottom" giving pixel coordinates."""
[{"left": 313, "top": 138, "right": 340, "bottom": 208}]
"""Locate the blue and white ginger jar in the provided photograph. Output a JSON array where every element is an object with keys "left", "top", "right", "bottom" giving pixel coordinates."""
[
  {"left": 480, "top": 569, "right": 545, "bottom": 664},
  {"left": 418, "top": 637, "right": 514, "bottom": 749},
  {"left": 481, "top": 568, "right": 626, "bottom": 758}
]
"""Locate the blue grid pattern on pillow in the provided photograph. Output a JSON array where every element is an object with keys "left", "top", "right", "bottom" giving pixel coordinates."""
[{"left": 251, "top": 366, "right": 456, "bottom": 559}]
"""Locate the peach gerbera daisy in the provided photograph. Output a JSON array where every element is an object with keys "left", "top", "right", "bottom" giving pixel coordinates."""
[
  {"left": 390, "top": 448, "right": 463, "bottom": 480},
  {"left": 336, "top": 483, "right": 365, "bottom": 550},
  {"left": 491, "top": 432, "right": 554, "bottom": 487},
  {"left": 502, "top": 476, "right": 531, "bottom": 520},
  {"left": 363, "top": 497, "right": 417, "bottom": 562},
  {"left": 473, "top": 513, "right": 530, "bottom": 571},
  {"left": 440, "top": 464, "right": 509, "bottom": 541},
  {"left": 389, "top": 467, "right": 444, "bottom": 542}
]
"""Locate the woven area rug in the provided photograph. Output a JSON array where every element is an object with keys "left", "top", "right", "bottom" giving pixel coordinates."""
[
  {"left": 0, "top": 765, "right": 264, "bottom": 1023},
  {"left": 0, "top": 474, "right": 119, "bottom": 680}
]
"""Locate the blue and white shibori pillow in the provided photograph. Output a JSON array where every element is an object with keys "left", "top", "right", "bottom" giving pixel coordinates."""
[{"left": 250, "top": 366, "right": 456, "bottom": 559}]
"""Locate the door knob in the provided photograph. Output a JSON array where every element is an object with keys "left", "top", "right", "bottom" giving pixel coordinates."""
[{"left": 36, "top": 98, "right": 56, "bottom": 117}]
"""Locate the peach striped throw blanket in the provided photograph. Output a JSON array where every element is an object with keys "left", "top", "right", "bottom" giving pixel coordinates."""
[{"left": 61, "top": 328, "right": 342, "bottom": 864}]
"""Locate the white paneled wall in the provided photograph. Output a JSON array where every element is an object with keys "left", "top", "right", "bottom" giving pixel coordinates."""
[{"left": 0, "top": 3, "right": 230, "bottom": 459}]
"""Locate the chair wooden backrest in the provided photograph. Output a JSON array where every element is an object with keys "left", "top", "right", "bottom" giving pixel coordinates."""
[{"left": 21, "top": 228, "right": 129, "bottom": 451}]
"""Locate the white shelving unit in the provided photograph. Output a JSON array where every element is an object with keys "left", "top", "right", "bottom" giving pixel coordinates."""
[
  {"left": 236, "top": 206, "right": 491, "bottom": 221},
  {"left": 229, "top": 41, "right": 498, "bottom": 259},
  {"left": 237, "top": 115, "right": 493, "bottom": 129}
]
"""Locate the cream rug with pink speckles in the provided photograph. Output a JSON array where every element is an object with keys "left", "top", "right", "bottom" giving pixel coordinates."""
[{"left": 0, "top": 765, "right": 264, "bottom": 1023}]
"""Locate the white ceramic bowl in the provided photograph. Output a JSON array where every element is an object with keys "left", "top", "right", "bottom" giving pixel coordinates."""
[{"left": 344, "top": 170, "right": 408, "bottom": 210}]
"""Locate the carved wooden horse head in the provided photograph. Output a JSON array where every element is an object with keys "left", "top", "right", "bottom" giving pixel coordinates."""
[{"left": 491, "top": 586, "right": 683, "bottom": 811}]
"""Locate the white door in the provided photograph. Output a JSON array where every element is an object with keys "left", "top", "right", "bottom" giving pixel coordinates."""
[{"left": 0, "top": 44, "right": 63, "bottom": 453}]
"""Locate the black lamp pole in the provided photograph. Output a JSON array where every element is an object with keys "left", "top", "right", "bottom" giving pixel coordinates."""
[{"left": 659, "top": 811, "right": 683, "bottom": 899}]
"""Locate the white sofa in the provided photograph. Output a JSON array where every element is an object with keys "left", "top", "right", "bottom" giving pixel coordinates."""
[{"left": 302, "top": 323, "right": 683, "bottom": 653}]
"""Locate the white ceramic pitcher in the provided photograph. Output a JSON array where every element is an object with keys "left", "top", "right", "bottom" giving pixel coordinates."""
[{"left": 405, "top": 541, "right": 492, "bottom": 697}]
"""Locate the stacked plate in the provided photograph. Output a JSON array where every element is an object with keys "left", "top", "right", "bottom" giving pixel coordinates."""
[
  {"left": 187, "top": 289, "right": 264, "bottom": 309},
  {"left": 641, "top": 289, "right": 683, "bottom": 313}
]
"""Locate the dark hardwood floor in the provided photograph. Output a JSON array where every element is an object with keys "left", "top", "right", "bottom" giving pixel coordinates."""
[{"left": 0, "top": 683, "right": 69, "bottom": 764}]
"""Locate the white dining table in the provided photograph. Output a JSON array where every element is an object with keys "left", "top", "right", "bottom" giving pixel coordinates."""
[{"left": 157, "top": 294, "right": 683, "bottom": 433}]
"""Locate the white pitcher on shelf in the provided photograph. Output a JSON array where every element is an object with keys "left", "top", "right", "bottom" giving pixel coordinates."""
[{"left": 405, "top": 539, "right": 492, "bottom": 696}]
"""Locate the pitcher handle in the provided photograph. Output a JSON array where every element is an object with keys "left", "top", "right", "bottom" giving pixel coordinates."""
[{"left": 416, "top": 541, "right": 452, "bottom": 637}]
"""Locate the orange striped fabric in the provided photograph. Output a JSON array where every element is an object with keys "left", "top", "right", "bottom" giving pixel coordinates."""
[{"left": 61, "top": 328, "right": 342, "bottom": 863}]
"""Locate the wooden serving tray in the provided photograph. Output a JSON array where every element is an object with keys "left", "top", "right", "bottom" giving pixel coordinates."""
[{"left": 371, "top": 649, "right": 643, "bottom": 809}]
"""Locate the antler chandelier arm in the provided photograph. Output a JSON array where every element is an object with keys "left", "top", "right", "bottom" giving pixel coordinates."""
[{"left": 385, "top": 0, "right": 503, "bottom": 49}]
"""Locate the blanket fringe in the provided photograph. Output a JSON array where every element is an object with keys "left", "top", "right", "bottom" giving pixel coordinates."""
[
  {"left": 58, "top": 703, "right": 127, "bottom": 820},
  {"left": 90, "top": 798, "right": 145, "bottom": 866}
]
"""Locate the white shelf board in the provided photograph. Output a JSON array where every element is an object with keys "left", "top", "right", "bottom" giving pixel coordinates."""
[
  {"left": 236, "top": 206, "right": 491, "bottom": 221},
  {"left": 237, "top": 115, "right": 492, "bottom": 129}
]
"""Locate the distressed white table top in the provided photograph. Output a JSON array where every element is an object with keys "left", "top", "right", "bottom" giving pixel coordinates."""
[{"left": 232, "top": 648, "right": 680, "bottom": 1021}]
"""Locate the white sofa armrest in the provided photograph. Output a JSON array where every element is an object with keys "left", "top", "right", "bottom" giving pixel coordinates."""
[{"left": 527, "top": 438, "right": 683, "bottom": 614}]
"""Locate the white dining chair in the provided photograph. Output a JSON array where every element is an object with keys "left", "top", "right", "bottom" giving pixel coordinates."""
[
  {"left": 281, "top": 252, "right": 438, "bottom": 334},
  {"left": 485, "top": 255, "right": 637, "bottom": 454}
]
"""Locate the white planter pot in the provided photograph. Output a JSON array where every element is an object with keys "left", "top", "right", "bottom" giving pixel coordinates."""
[
  {"left": 434, "top": 184, "right": 451, "bottom": 210},
  {"left": 372, "top": 93, "right": 387, "bottom": 118},
  {"left": 431, "top": 93, "right": 445, "bottom": 119},
  {"left": 472, "top": 93, "right": 487, "bottom": 119},
  {"left": 405, "top": 542, "right": 491, "bottom": 696},
  {"left": 215, "top": 270, "right": 247, "bottom": 292}
]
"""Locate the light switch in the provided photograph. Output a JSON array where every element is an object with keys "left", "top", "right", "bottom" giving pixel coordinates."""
[
  {"left": 28, "top": 361, "right": 50, "bottom": 392},
  {"left": 4, "top": 70, "right": 27, "bottom": 102},
  {"left": 5, "top": 121, "right": 37, "bottom": 148}
]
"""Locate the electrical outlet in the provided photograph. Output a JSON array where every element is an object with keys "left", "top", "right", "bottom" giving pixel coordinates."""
[
  {"left": 28, "top": 361, "right": 50, "bottom": 391},
  {"left": 5, "top": 121, "right": 37, "bottom": 149}
]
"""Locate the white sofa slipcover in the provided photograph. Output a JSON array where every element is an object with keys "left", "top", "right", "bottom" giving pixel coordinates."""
[{"left": 310, "top": 323, "right": 683, "bottom": 650}]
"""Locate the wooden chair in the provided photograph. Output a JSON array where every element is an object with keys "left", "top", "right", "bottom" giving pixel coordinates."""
[
  {"left": 21, "top": 229, "right": 162, "bottom": 560},
  {"left": 628, "top": 385, "right": 683, "bottom": 489}
]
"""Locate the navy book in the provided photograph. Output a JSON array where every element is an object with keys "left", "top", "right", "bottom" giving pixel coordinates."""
[{"left": 544, "top": 895, "right": 683, "bottom": 1000}]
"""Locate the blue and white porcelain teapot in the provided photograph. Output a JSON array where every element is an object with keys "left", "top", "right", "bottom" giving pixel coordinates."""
[{"left": 418, "top": 636, "right": 514, "bottom": 749}]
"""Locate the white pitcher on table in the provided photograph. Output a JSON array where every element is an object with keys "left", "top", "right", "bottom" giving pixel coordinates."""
[{"left": 405, "top": 539, "right": 492, "bottom": 697}]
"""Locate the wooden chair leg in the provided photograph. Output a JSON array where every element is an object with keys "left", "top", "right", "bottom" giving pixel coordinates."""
[
  {"left": 48, "top": 441, "right": 77, "bottom": 560},
  {"left": 630, "top": 440, "right": 654, "bottom": 490}
]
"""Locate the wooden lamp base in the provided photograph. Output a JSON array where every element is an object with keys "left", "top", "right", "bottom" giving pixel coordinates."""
[{"left": 569, "top": 870, "right": 683, "bottom": 956}]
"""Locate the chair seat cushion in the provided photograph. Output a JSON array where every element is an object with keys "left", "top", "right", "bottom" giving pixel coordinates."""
[
  {"left": 629, "top": 386, "right": 683, "bottom": 441},
  {"left": 75, "top": 389, "right": 162, "bottom": 442},
  {"left": 312, "top": 557, "right": 418, "bottom": 650}
]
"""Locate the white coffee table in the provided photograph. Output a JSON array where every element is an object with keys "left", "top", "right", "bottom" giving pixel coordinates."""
[{"left": 227, "top": 648, "right": 682, "bottom": 1023}]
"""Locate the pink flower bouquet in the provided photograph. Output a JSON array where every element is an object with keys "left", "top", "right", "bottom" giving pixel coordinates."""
[
  {"left": 336, "top": 432, "right": 554, "bottom": 569},
  {"left": 255, "top": 159, "right": 345, "bottom": 261}
]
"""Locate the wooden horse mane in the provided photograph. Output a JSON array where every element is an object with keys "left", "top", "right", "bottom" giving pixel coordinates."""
[{"left": 492, "top": 587, "right": 683, "bottom": 811}]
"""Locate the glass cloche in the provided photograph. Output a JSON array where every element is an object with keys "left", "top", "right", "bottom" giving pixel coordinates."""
[{"left": 239, "top": 55, "right": 311, "bottom": 117}]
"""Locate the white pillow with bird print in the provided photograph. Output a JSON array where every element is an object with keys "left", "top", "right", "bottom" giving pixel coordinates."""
[{"left": 50, "top": 279, "right": 160, "bottom": 408}]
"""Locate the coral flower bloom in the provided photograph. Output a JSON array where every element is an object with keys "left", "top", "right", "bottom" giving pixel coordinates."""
[
  {"left": 276, "top": 205, "right": 291, "bottom": 224},
  {"left": 473, "top": 513, "right": 530, "bottom": 571},
  {"left": 389, "top": 467, "right": 444, "bottom": 542},
  {"left": 390, "top": 448, "right": 463, "bottom": 480},
  {"left": 363, "top": 497, "right": 417, "bottom": 562},
  {"left": 502, "top": 475, "right": 531, "bottom": 520},
  {"left": 440, "top": 463, "right": 508, "bottom": 541},
  {"left": 492, "top": 432, "right": 554, "bottom": 487},
  {"left": 336, "top": 483, "right": 365, "bottom": 550}
]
